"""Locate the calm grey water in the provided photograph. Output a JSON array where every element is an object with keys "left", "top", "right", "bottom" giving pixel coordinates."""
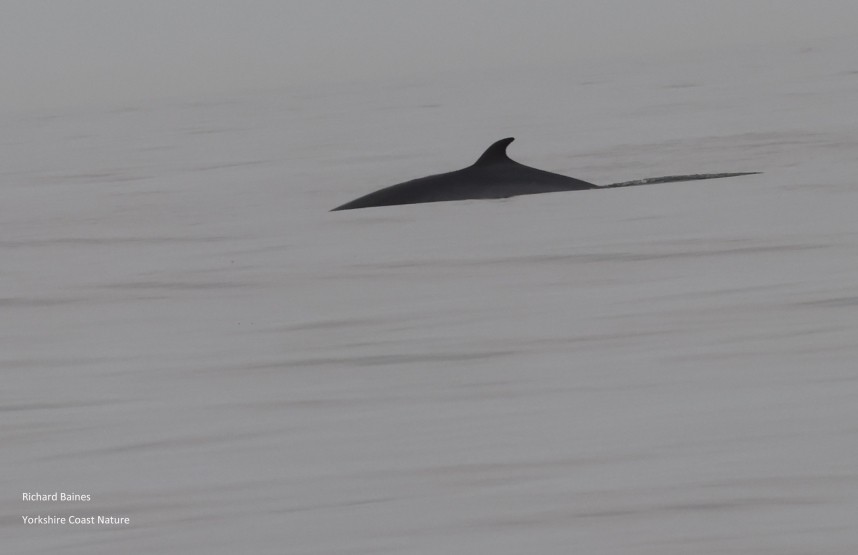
[{"left": 3, "top": 39, "right": 858, "bottom": 554}]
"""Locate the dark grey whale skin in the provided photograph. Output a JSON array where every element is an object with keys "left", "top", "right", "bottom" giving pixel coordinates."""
[
  {"left": 331, "top": 138, "right": 595, "bottom": 211},
  {"left": 331, "top": 137, "right": 759, "bottom": 211}
]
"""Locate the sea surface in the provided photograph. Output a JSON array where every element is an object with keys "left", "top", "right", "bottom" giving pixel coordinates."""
[{"left": 3, "top": 37, "right": 858, "bottom": 553}]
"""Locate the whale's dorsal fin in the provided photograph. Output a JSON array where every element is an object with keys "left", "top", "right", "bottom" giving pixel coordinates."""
[{"left": 474, "top": 137, "right": 515, "bottom": 166}]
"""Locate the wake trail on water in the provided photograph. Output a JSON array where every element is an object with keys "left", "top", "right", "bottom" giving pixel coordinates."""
[{"left": 601, "top": 172, "right": 761, "bottom": 189}]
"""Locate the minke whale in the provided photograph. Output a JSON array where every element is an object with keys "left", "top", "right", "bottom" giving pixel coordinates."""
[{"left": 331, "top": 137, "right": 759, "bottom": 211}]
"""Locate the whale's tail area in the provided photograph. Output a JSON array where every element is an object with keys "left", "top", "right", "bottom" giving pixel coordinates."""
[{"left": 601, "top": 172, "right": 761, "bottom": 189}]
